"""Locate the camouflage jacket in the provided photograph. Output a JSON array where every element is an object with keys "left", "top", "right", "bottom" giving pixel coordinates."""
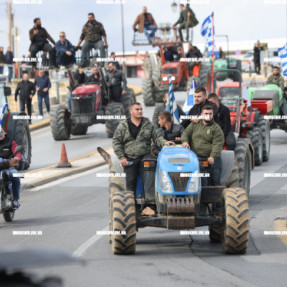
[
  {"left": 181, "top": 119, "right": 224, "bottom": 159},
  {"left": 266, "top": 74, "right": 284, "bottom": 91},
  {"left": 80, "top": 20, "right": 106, "bottom": 43},
  {"left": 113, "top": 117, "right": 166, "bottom": 159}
]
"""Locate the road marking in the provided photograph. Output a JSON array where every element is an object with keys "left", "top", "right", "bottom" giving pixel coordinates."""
[
  {"left": 73, "top": 226, "right": 109, "bottom": 257},
  {"left": 29, "top": 165, "right": 107, "bottom": 192},
  {"left": 274, "top": 218, "right": 287, "bottom": 246},
  {"left": 32, "top": 131, "right": 51, "bottom": 140}
]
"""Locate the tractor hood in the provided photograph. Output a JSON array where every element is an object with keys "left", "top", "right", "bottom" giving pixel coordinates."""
[
  {"left": 72, "top": 84, "right": 100, "bottom": 97},
  {"left": 157, "top": 146, "right": 199, "bottom": 173}
]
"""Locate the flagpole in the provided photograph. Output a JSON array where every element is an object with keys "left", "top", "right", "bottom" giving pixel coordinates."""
[{"left": 212, "top": 12, "right": 215, "bottom": 93}]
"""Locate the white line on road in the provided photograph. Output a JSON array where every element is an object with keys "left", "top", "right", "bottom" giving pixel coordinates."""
[
  {"left": 73, "top": 226, "right": 109, "bottom": 257},
  {"left": 28, "top": 165, "right": 107, "bottom": 192}
]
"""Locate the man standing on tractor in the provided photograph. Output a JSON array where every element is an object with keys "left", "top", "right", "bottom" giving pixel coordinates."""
[
  {"left": 181, "top": 105, "right": 224, "bottom": 186},
  {"left": 173, "top": 4, "right": 198, "bottom": 42},
  {"left": 106, "top": 62, "right": 127, "bottom": 102},
  {"left": 153, "top": 111, "right": 184, "bottom": 155},
  {"left": 133, "top": 6, "right": 158, "bottom": 43},
  {"left": 76, "top": 12, "right": 108, "bottom": 67},
  {"left": 113, "top": 103, "right": 174, "bottom": 193},
  {"left": 208, "top": 93, "right": 236, "bottom": 150},
  {"left": 181, "top": 87, "right": 218, "bottom": 128},
  {"left": 254, "top": 40, "right": 264, "bottom": 75}
]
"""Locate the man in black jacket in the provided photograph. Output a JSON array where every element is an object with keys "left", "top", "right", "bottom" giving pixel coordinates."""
[
  {"left": 15, "top": 73, "right": 35, "bottom": 124},
  {"left": 208, "top": 93, "right": 235, "bottom": 150},
  {"left": 106, "top": 62, "right": 127, "bottom": 102},
  {"left": 181, "top": 87, "right": 218, "bottom": 128},
  {"left": 86, "top": 67, "right": 101, "bottom": 84},
  {"left": 29, "top": 18, "right": 56, "bottom": 68},
  {"left": 153, "top": 111, "right": 184, "bottom": 155},
  {"left": 0, "top": 47, "right": 4, "bottom": 74},
  {"left": 5, "top": 47, "right": 14, "bottom": 83}
]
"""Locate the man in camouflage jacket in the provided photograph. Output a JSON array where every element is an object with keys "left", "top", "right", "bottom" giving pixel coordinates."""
[
  {"left": 266, "top": 66, "right": 284, "bottom": 91},
  {"left": 76, "top": 12, "right": 108, "bottom": 67},
  {"left": 113, "top": 102, "right": 174, "bottom": 192}
]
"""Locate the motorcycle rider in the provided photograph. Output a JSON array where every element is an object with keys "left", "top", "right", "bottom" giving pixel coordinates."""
[{"left": 0, "top": 128, "right": 22, "bottom": 209}]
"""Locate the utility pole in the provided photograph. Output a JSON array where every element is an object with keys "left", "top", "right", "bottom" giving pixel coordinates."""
[{"left": 8, "top": 0, "right": 12, "bottom": 49}]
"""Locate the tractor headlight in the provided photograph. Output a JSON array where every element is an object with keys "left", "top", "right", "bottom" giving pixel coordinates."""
[
  {"left": 158, "top": 169, "right": 173, "bottom": 193},
  {"left": 187, "top": 170, "right": 200, "bottom": 193},
  {"left": 162, "top": 76, "right": 168, "bottom": 81},
  {"left": 171, "top": 76, "right": 176, "bottom": 81}
]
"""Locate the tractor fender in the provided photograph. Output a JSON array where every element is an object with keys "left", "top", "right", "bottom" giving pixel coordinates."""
[
  {"left": 220, "top": 150, "right": 235, "bottom": 186},
  {"left": 246, "top": 138, "right": 255, "bottom": 170},
  {"left": 97, "top": 147, "right": 125, "bottom": 190}
]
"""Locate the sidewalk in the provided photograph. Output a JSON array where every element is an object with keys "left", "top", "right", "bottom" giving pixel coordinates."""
[{"left": 22, "top": 146, "right": 114, "bottom": 190}]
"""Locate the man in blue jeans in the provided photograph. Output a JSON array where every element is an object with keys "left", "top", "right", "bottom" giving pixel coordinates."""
[
  {"left": 0, "top": 127, "right": 22, "bottom": 209},
  {"left": 133, "top": 6, "right": 158, "bottom": 43},
  {"left": 34, "top": 70, "right": 51, "bottom": 116}
]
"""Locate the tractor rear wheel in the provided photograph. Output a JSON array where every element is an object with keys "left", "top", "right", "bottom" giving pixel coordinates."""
[
  {"left": 247, "top": 127, "right": 263, "bottom": 166},
  {"left": 258, "top": 117, "right": 270, "bottom": 162},
  {"left": 50, "top": 105, "right": 71, "bottom": 141},
  {"left": 105, "top": 102, "right": 125, "bottom": 138},
  {"left": 234, "top": 139, "right": 251, "bottom": 194},
  {"left": 222, "top": 187, "right": 249, "bottom": 254},
  {"left": 142, "top": 78, "right": 155, "bottom": 106},
  {"left": 110, "top": 191, "right": 136, "bottom": 255}
]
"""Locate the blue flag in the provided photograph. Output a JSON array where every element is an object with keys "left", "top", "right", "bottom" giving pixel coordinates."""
[
  {"left": 183, "top": 78, "right": 198, "bottom": 114},
  {"left": 278, "top": 43, "right": 287, "bottom": 76},
  {"left": 166, "top": 75, "right": 180, "bottom": 124},
  {"left": 201, "top": 12, "right": 220, "bottom": 58}
]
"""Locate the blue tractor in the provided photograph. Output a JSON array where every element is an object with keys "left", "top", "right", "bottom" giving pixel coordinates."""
[{"left": 98, "top": 145, "right": 249, "bottom": 255}]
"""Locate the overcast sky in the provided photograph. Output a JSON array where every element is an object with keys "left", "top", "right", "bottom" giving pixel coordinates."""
[{"left": 0, "top": 0, "right": 286, "bottom": 56}]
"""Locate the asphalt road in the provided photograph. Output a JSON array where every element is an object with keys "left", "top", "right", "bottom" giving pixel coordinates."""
[{"left": 1, "top": 127, "right": 287, "bottom": 287}]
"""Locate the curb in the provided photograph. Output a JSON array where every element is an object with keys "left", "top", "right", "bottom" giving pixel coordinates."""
[{"left": 29, "top": 85, "right": 142, "bottom": 132}]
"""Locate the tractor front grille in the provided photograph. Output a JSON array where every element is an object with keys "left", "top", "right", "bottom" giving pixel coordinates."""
[
  {"left": 168, "top": 172, "right": 190, "bottom": 192},
  {"left": 72, "top": 95, "right": 96, "bottom": 114}
]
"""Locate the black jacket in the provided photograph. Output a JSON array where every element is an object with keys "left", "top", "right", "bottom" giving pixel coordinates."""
[
  {"left": 86, "top": 74, "right": 101, "bottom": 84},
  {"left": 0, "top": 160, "right": 10, "bottom": 170},
  {"left": 181, "top": 99, "right": 218, "bottom": 128},
  {"left": 186, "top": 46, "right": 202, "bottom": 59},
  {"left": 214, "top": 103, "right": 231, "bottom": 138},
  {"left": 254, "top": 46, "right": 263, "bottom": 62},
  {"left": 15, "top": 80, "right": 35, "bottom": 101},
  {"left": 0, "top": 51, "right": 5, "bottom": 64},
  {"left": 29, "top": 26, "right": 55, "bottom": 46},
  {"left": 5, "top": 51, "right": 13, "bottom": 64},
  {"left": 105, "top": 69, "right": 127, "bottom": 89}
]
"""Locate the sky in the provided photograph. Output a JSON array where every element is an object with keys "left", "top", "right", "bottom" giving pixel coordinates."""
[{"left": 0, "top": 0, "right": 287, "bottom": 56}]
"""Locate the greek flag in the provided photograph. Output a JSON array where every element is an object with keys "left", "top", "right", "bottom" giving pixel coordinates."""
[
  {"left": 278, "top": 43, "right": 287, "bottom": 76},
  {"left": 166, "top": 75, "right": 180, "bottom": 124},
  {"left": 201, "top": 12, "right": 220, "bottom": 58},
  {"left": 183, "top": 78, "right": 198, "bottom": 114}
]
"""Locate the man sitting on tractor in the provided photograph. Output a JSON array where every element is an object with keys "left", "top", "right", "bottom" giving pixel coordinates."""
[
  {"left": 153, "top": 111, "right": 184, "bottom": 155},
  {"left": 0, "top": 128, "right": 22, "bottom": 209},
  {"left": 208, "top": 93, "right": 236, "bottom": 150},
  {"left": 181, "top": 105, "right": 224, "bottom": 186},
  {"left": 186, "top": 42, "right": 202, "bottom": 73},
  {"left": 106, "top": 62, "right": 127, "bottom": 102},
  {"left": 152, "top": 92, "right": 185, "bottom": 128},
  {"left": 86, "top": 67, "right": 101, "bottom": 84},
  {"left": 181, "top": 87, "right": 218, "bottom": 128},
  {"left": 113, "top": 103, "right": 174, "bottom": 194},
  {"left": 133, "top": 6, "right": 158, "bottom": 43},
  {"left": 267, "top": 66, "right": 286, "bottom": 114}
]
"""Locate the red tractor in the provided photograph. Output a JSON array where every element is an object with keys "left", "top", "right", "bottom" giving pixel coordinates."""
[
  {"left": 216, "top": 70, "right": 271, "bottom": 192},
  {"left": 50, "top": 68, "right": 135, "bottom": 140},
  {"left": 133, "top": 25, "right": 212, "bottom": 106}
]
